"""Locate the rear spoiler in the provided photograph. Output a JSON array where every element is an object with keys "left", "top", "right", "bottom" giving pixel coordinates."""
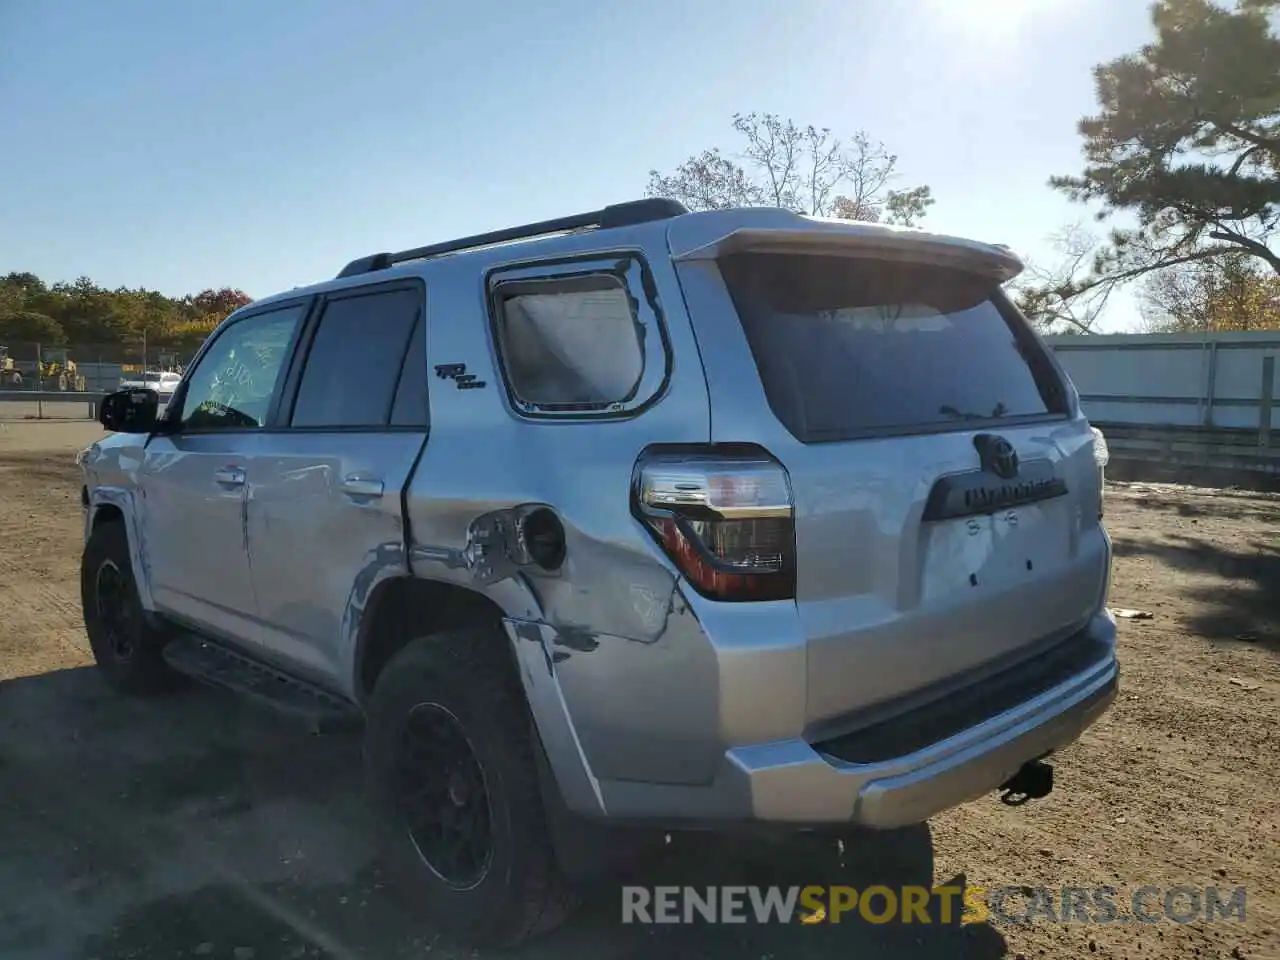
[{"left": 668, "top": 211, "right": 1024, "bottom": 283}]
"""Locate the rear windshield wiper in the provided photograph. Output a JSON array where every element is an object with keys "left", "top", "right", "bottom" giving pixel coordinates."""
[{"left": 939, "top": 403, "right": 1009, "bottom": 420}]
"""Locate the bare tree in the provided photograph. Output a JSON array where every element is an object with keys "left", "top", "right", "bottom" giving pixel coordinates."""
[
  {"left": 1010, "top": 223, "right": 1114, "bottom": 333},
  {"left": 647, "top": 113, "right": 933, "bottom": 225}
]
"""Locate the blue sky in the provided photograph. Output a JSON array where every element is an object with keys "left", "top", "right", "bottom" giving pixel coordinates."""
[{"left": 1, "top": 0, "right": 1156, "bottom": 329}]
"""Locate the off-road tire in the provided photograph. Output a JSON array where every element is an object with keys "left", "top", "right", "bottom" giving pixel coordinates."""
[
  {"left": 81, "top": 519, "right": 180, "bottom": 696},
  {"left": 364, "top": 629, "right": 576, "bottom": 947}
]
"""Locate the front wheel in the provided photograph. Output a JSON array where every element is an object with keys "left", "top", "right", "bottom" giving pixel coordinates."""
[
  {"left": 81, "top": 520, "right": 179, "bottom": 695},
  {"left": 364, "top": 629, "right": 575, "bottom": 947}
]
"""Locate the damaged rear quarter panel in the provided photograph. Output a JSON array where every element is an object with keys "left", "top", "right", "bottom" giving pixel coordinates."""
[{"left": 404, "top": 243, "right": 725, "bottom": 789}]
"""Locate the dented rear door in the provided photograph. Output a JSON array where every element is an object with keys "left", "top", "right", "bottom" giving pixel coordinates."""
[{"left": 244, "top": 282, "right": 428, "bottom": 692}]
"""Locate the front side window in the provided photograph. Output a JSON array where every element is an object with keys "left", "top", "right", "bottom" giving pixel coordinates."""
[
  {"left": 177, "top": 303, "right": 306, "bottom": 430},
  {"left": 488, "top": 255, "right": 669, "bottom": 417}
]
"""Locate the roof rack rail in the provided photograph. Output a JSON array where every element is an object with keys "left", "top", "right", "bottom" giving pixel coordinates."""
[{"left": 335, "top": 197, "right": 689, "bottom": 280}]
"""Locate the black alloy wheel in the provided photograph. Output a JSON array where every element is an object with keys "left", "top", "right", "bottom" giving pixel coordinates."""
[{"left": 396, "top": 703, "right": 494, "bottom": 890}]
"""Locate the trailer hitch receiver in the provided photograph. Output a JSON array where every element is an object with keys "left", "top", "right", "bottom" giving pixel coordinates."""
[{"left": 998, "top": 759, "right": 1054, "bottom": 806}]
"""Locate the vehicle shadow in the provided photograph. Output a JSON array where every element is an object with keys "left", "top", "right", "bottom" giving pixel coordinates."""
[
  {"left": 1112, "top": 532, "right": 1280, "bottom": 653},
  {"left": 0, "top": 667, "right": 1006, "bottom": 959}
]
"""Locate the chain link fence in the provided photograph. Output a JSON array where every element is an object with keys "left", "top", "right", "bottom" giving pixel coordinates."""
[{"left": 0, "top": 342, "right": 195, "bottom": 421}]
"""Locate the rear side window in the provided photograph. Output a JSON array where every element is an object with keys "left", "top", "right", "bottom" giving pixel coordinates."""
[
  {"left": 718, "top": 253, "right": 1067, "bottom": 442},
  {"left": 487, "top": 254, "right": 673, "bottom": 419},
  {"left": 493, "top": 275, "right": 644, "bottom": 409},
  {"left": 291, "top": 286, "right": 422, "bottom": 428}
]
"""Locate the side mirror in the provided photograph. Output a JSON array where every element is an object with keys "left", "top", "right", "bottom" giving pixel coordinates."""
[{"left": 99, "top": 388, "right": 160, "bottom": 434}]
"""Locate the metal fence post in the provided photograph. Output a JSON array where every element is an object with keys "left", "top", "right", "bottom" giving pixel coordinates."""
[
  {"left": 1260, "top": 356, "right": 1274, "bottom": 448},
  {"left": 1203, "top": 339, "right": 1219, "bottom": 428}
]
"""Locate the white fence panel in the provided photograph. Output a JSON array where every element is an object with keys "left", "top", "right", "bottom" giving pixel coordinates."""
[{"left": 1044, "top": 331, "right": 1280, "bottom": 482}]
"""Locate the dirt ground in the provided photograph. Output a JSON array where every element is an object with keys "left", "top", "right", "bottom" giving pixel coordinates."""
[{"left": 1, "top": 422, "right": 1276, "bottom": 960}]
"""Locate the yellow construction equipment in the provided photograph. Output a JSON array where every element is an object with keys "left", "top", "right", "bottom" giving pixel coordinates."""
[
  {"left": 37, "top": 348, "right": 86, "bottom": 391},
  {"left": 0, "top": 346, "right": 23, "bottom": 387}
]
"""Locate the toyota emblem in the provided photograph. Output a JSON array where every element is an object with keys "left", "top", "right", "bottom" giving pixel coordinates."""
[{"left": 974, "top": 434, "right": 1019, "bottom": 479}]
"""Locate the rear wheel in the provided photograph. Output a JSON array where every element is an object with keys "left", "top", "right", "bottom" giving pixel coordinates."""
[
  {"left": 81, "top": 519, "right": 179, "bottom": 695},
  {"left": 364, "top": 629, "right": 575, "bottom": 947}
]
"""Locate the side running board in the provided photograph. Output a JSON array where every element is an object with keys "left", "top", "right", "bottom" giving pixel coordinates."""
[{"left": 162, "top": 634, "right": 362, "bottom": 734}]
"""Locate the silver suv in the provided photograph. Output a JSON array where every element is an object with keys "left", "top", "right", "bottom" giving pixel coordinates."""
[{"left": 78, "top": 199, "right": 1116, "bottom": 945}]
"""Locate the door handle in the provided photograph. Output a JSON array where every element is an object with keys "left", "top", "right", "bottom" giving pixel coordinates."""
[
  {"left": 340, "top": 476, "right": 385, "bottom": 499},
  {"left": 213, "top": 466, "right": 246, "bottom": 486}
]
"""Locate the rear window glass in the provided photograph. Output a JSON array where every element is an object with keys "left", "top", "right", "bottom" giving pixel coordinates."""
[
  {"left": 718, "top": 253, "right": 1066, "bottom": 442},
  {"left": 492, "top": 275, "right": 644, "bottom": 410}
]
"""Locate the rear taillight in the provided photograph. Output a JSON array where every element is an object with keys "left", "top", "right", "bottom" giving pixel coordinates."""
[{"left": 632, "top": 446, "right": 795, "bottom": 602}]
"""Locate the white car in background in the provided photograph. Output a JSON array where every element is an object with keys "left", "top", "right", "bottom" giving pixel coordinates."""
[{"left": 118, "top": 370, "right": 182, "bottom": 402}]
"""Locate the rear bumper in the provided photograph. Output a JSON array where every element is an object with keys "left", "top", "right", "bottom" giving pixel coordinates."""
[
  {"left": 589, "top": 611, "right": 1117, "bottom": 826},
  {"left": 740, "top": 616, "right": 1115, "bottom": 826}
]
